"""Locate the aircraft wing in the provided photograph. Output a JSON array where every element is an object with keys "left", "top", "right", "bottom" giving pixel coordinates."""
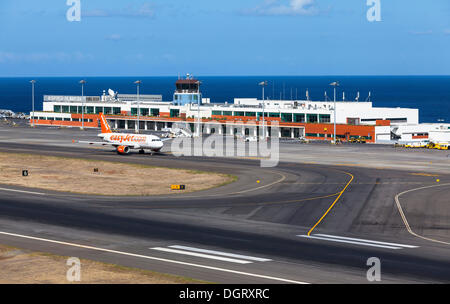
[
  {"left": 74, "top": 140, "right": 117, "bottom": 146},
  {"left": 74, "top": 140, "right": 140, "bottom": 149}
]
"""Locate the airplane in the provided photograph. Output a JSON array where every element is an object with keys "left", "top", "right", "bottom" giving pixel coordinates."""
[{"left": 75, "top": 113, "right": 167, "bottom": 155}]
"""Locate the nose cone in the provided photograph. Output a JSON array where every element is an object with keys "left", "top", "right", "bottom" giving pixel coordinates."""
[{"left": 152, "top": 141, "right": 163, "bottom": 152}]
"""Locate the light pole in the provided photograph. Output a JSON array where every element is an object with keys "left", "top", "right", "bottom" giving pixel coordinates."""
[
  {"left": 259, "top": 81, "right": 267, "bottom": 139},
  {"left": 79, "top": 80, "right": 86, "bottom": 130},
  {"left": 196, "top": 80, "right": 201, "bottom": 137},
  {"left": 134, "top": 80, "right": 142, "bottom": 134},
  {"left": 30, "top": 80, "right": 36, "bottom": 127},
  {"left": 330, "top": 81, "right": 340, "bottom": 144}
]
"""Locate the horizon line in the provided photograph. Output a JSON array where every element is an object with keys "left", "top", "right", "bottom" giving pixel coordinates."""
[{"left": 1, "top": 74, "right": 450, "bottom": 78}]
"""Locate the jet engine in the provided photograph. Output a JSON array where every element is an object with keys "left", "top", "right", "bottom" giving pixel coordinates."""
[{"left": 117, "top": 146, "right": 130, "bottom": 155}]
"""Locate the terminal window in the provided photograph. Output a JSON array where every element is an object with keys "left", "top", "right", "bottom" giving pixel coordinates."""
[
  {"left": 294, "top": 114, "right": 306, "bottom": 123},
  {"left": 319, "top": 114, "right": 331, "bottom": 123},
  {"left": 307, "top": 114, "right": 318, "bottom": 123}
]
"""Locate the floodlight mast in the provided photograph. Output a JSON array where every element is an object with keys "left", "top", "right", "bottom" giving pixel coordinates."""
[
  {"left": 259, "top": 81, "right": 268, "bottom": 139},
  {"left": 134, "top": 80, "right": 142, "bottom": 134},
  {"left": 330, "top": 81, "right": 340, "bottom": 144},
  {"left": 30, "top": 80, "right": 36, "bottom": 127},
  {"left": 79, "top": 80, "right": 86, "bottom": 130}
]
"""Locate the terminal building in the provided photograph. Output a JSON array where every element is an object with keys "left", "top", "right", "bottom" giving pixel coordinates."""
[{"left": 30, "top": 75, "right": 450, "bottom": 144}]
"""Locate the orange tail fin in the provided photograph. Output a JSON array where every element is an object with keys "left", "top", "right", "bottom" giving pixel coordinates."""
[{"left": 99, "top": 113, "right": 112, "bottom": 133}]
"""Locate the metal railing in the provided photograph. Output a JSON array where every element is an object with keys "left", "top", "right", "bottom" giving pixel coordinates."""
[{"left": 44, "top": 95, "right": 101, "bottom": 102}]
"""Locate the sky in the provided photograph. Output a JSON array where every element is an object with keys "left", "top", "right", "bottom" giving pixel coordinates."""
[{"left": 0, "top": 0, "right": 449, "bottom": 76}]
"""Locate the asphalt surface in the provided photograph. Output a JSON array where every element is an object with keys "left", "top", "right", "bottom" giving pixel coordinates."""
[{"left": 0, "top": 122, "right": 449, "bottom": 283}]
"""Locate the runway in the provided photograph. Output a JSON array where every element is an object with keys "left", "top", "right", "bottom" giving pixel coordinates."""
[{"left": 0, "top": 125, "right": 449, "bottom": 283}]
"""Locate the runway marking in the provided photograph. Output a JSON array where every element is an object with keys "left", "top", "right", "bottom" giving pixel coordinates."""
[
  {"left": 120, "top": 191, "right": 341, "bottom": 210},
  {"left": 286, "top": 182, "right": 433, "bottom": 185},
  {"left": 129, "top": 170, "right": 287, "bottom": 200},
  {"left": 314, "top": 234, "right": 418, "bottom": 248},
  {"left": 395, "top": 183, "right": 450, "bottom": 246},
  {"left": 0, "top": 231, "right": 307, "bottom": 284},
  {"left": 150, "top": 247, "right": 252, "bottom": 264},
  {"left": 167, "top": 245, "right": 272, "bottom": 262},
  {"left": 307, "top": 171, "right": 354, "bottom": 236},
  {"left": 334, "top": 163, "right": 362, "bottom": 167},
  {"left": 260, "top": 192, "right": 340, "bottom": 206},
  {"left": 236, "top": 156, "right": 269, "bottom": 160},
  {"left": 231, "top": 171, "right": 286, "bottom": 195},
  {"left": 410, "top": 173, "right": 439, "bottom": 177},
  {"left": 299, "top": 234, "right": 418, "bottom": 250},
  {"left": 0, "top": 187, "right": 46, "bottom": 196}
]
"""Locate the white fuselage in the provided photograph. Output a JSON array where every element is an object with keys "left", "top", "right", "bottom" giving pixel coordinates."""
[{"left": 99, "top": 133, "right": 164, "bottom": 151}]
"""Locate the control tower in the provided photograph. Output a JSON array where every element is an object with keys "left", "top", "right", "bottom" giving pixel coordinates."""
[{"left": 173, "top": 74, "right": 202, "bottom": 105}]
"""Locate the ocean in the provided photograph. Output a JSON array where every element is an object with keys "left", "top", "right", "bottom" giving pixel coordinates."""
[{"left": 0, "top": 76, "right": 449, "bottom": 123}]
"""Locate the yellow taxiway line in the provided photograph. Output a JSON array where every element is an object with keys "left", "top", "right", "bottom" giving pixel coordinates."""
[{"left": 307, "top": 171, "right": 354, "bottom": 236}]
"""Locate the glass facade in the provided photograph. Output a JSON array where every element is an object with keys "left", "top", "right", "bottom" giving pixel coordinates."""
[
  {"left": 319, "top": 114, "right": 331, "bottom": 123},
  {"left": 281, "top": 113, "right": 292, "bottom": 122},
  {"left": 307, "top": 114, "right": 318, "bottom": 123},
  {"left": 281, "top": 129, "right": 291, "bottom": 137},
  {"left": 170, "top": 109, "right": 180, "bottom": 117},
  {"left": 294, "top": 114, "right": 305, "bottom": 123},
  {"left": 173, "top": 93, "right": 202, "bottom": 105}
]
